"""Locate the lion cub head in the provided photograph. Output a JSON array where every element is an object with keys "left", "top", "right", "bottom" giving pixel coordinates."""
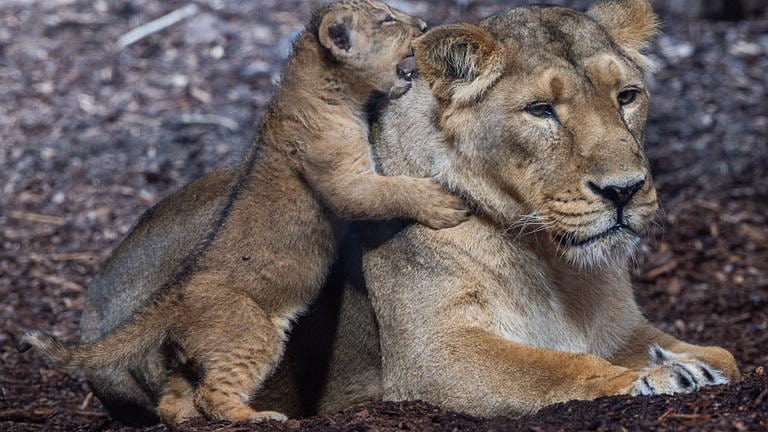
[
  {"left": 311, "top": 0, "right": 427, "bottom": 98},
  {"left": 414, "top": 0, "right": 660, "bottom": 267}
]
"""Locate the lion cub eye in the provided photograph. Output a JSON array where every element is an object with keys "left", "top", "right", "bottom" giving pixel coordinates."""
[
  {"left": 617, "top": 88, "right": 640, "bottom": 106},
  {"left": 524, "top": 102, "right": 557, "bottom": 119},
  {"left": 382, "top": 14, "right": 397, "bottom": 23}
]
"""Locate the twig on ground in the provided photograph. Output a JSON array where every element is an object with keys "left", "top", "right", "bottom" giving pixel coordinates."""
[
  {"left": 0, "top": 408, "right": 56, "bottom": 423},
  {"left": 666, "top": 413, "right": 712, "bottom": 421},
  {"left": 169, "top": 113, "right": 240, "bottom": 132},
  {"left": 29, "top": 252, "right": 97, "bottom": 263},
  {"left": 73, "top": 410, "right": 108, "bottom": 418},
  {"left": 116, "top": 4, "right": 200, "bottom": 49},
  {"left": 657, "top": 409, "right": 673, "bottom": 423},
  {"left": 29, "top": 270, "right": 84, "bottom": 292},
  {"left": 8, "top": 211, "right": 66, "bottom": 226},
  {"left": 79, "top": 392, "right": 94, "bottom": 410}
]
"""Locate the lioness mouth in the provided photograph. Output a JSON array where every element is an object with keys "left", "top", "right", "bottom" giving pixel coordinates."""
[
  {"left": 556, "top": 224, "right": 637, "bottom": 248},
  {"left": 397, "top": 54, "right": 416, "bottom": 82}
]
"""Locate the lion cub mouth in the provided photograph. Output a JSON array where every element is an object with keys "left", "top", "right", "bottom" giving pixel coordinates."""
[{"left": 396, "top": 54, "right": 416, "bottom": 82}]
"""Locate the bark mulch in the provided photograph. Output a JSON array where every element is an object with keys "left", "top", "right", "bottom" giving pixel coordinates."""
[{"left": 1, "top": 1, "right": 766, "bottom": 431}]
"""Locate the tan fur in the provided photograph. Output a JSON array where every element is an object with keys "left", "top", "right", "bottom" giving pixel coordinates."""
[
  {"left": 359, "top": 1, "right": 739, "bottom": 417},
  {"left": 587, "top": 0, "right": 660, "bottom": 72},
  {"left": 18, "top": 0, "right": 468, "bottom": 425}
]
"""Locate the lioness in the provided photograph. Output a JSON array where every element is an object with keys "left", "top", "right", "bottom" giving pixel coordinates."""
[
  {"left": 18, "top": 0, "right": 467, "bottom": 425},
  {"left": 358, "top": 0, "right": 740, "bottom": 416}
]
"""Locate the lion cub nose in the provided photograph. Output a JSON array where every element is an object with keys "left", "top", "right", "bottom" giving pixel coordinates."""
[
  {"left": 417, "top": 19, "right": 428, "bottom": 33},
  {"left": 588, "top": 179, "right": 645, "bottom": 208}
]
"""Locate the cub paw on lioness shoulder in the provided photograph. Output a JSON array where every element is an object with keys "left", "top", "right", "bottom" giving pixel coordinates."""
[{"left": 408, "top": 178, "right": 470, "bottom": 229}]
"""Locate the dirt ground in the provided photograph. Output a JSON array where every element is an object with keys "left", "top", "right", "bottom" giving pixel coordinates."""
[{"left": 1, "top": 0, "right": 767, "bottom": 431}]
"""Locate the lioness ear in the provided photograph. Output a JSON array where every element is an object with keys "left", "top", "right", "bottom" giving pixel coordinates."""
[
  {"left": 414, "top": 24, "right": 505, "bottom": 105},
  {"left": 587, "top": 0, "right": 659, "bottom": 71},
  {"left": 318, "top": 10, "right": 356, "bottom": 58}
]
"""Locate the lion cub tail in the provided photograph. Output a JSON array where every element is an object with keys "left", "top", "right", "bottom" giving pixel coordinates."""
[
  {"left": 17, "top": 330, "right": 74, "bottom": 364},
  {"left": 18, "top": 304, "right": 173, "bottom": 370}
]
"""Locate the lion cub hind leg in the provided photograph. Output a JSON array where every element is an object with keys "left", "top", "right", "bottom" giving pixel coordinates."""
[
  {"left": 157, "top": 372, "right": 201, "bottom": 425},
  {"left": 193, "top": 364, "right": 288, "bottom": 423},
  {"left": 183, "top": 296, "right": 288, "bottom": 423}
]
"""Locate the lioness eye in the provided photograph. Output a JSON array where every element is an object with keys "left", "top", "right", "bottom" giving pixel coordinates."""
[
  {"left": 617, "top": 89, "right": 640, "bottom": 106},
  {"left": 383, "top": 14, "right": 397, "bottom": 23},
  {"left": 525, "top": 102, "right": 556, "bottom": 119}
]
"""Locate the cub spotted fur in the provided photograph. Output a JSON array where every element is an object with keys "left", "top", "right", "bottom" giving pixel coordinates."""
[{"left": 18, "top": 0, "right": 466, "bottom": 425}]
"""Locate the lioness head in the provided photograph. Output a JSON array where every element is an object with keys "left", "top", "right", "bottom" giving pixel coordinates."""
[
  {"left": 412, "top": 0, "right": 660, "bottom": 267},
  {"left": 311, "top": 0, "right": 427, "bottom": 98}
]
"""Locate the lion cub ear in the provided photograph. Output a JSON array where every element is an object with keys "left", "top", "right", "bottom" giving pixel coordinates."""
[
  {"left": 587, "top": 0, "right": 659, "bottom": 71},
  {"left": 414, "top": 24, "right": 505, "bottom": 106},
  {"left": 318, "top": 10, "right": 357, "bottom": 59}
]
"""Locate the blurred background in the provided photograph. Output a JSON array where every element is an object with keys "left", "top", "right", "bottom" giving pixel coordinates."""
[{"left": 1, "top": 0, "right": 766, "bottom": 429}]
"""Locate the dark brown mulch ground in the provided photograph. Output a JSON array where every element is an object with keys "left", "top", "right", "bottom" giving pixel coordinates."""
[{"left": 1, "top": 1, "right": 766, "bottom": 431}]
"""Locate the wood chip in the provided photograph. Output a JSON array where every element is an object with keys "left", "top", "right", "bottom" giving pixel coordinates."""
[
  {"left": 116, "top": 4, "right": 199, "bottom": 49},
  {"left": 0, "top": 408, "right": 56, "bottom": 423},
  {"left": 8, "top": 211, "right": 66, "bottom": 226},
  {"left": 79, "top": 392, "right": 94, "bottom": 410},
  {"left": 29, "top": 252, "right": 97, "bottom": 262},
  {"left": 639, "top": 259, "right": 679, "bottom": 281},
  {"left": 49, "top": 252, "right": 98, "bottom": 262},
  {"left": 30, "top": 271, "right": 83, "bottom": 292}
]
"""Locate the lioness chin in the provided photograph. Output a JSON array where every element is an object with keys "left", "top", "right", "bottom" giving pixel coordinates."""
[
  {"left": 18, "top": 0, "right": 468, "bottom": 426},
  {"left": 360, "top": 0, "right": 740, "bottom": 417}
]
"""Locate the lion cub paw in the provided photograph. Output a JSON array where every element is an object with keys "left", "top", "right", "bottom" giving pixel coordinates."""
[
  {"left": 249, "top": 410, "right": 289, "bottom": 422},
  {"left": 632, "top": 345, "right": 729, "bottom": 396},
  {"left": 412, "top": 179, "right": 470, "bottom": 229}
]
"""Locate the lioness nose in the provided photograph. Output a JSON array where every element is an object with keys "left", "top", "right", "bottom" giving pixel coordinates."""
[{"left": 588, "top": 179, "right": 645, "bottom": 207}]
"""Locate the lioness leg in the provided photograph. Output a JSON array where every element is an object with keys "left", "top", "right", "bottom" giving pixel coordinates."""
[
  {"left": 386, "top": 327, "right": 644, "bottom": 416},
  {"left": 610, "top": 323, "right": 739, "bottom": 394},
  {"left": 182, "top": 295, "right": 288, "bottom": 423},
  {"left": 386, "top": 326, "right": 735, "bottom": 416}
]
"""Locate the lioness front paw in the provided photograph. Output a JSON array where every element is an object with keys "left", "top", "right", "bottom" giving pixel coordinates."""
[
  {"left": 413, "top": 179, "right": 470, "bottom": 229},
  {"left": 632, "top": 345, "right": 729, "bottom": 396}
]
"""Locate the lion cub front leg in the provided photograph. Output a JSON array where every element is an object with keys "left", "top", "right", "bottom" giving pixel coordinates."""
[
  {"left": 305, "top": 143, "right": 469, "bottom": 229},
  {"left": 332, "top": 174, "right": 469, "bottom": 229}
]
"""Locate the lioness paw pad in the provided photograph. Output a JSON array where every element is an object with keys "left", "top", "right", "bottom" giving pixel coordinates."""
[{"left": 632, "top": 345, "right": 729, "bottom": 396}]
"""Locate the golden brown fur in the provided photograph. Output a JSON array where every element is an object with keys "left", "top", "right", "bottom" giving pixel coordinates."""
[
  {"left": 357, "top": 0, "right": 739, "bottom": 417},
  {"left": 18, "top": 0, "right": 468, "bottom": 425}
]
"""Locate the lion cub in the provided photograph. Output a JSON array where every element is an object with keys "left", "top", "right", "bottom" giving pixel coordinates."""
[{"left": 19, "top": 0, "right": 467, "bottom": 425}]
